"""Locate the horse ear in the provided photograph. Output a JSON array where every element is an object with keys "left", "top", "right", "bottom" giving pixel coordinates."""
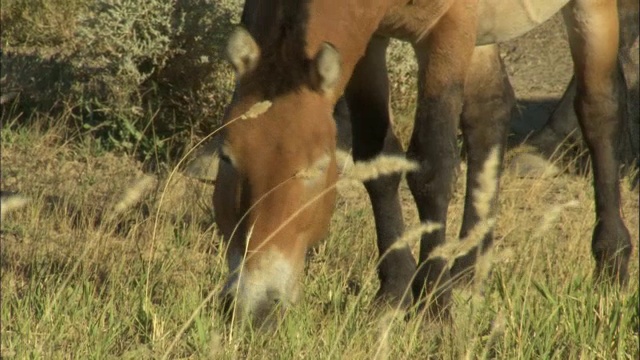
[
  {"left": 226, "top": 27, "right": 260, "bottom": 76},
  {"left": 312, "top": 42, "right": 341, "bottom": 95}
]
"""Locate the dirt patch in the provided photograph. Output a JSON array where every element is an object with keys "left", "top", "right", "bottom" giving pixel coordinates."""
[
  {"left": 502, "top": 12, "right": 639, "bottom": 146},
  {"left": 502, "top": 14, "right": 573, "bottom": 100},
  {"left": 501, "top": 14, "right": 573, "bottom": 134}
]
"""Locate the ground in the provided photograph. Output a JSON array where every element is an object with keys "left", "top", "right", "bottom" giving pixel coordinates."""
[
  {"left": 1, "top": 12, "right": 639, "bottom": 360},
  {"left": 501, "top": 14, "right": 573, "bottom": 134}
]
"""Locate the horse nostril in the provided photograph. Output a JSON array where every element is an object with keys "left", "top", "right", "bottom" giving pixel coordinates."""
[
  {"left": 253, "top": 293, "right": 286, "bottom": 331},
  {"left": 266, "top": 288, "right": 281, "bottom": 304}
]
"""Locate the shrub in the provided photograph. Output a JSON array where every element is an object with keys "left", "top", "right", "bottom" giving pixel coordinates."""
[
  {"left": 69, "top": 0, "right": 243, "bottom": 158},
  {"left": 387, "top": 39, "right": 418, "bottom": 117},
  {"left": 1, "top": 0, "right": 243, "bottom": 159},
  {"left": 0, "top": 0, "right": 85, "bottom": 48},
  {"left": 1, "top": 0, "right": 420, "bottom": 159},
  {"left": 68, "top": 0, "right": 178, "bottom": 154},
  {"left": 146, "top": 0, "right": 241, "bottom": 148}
]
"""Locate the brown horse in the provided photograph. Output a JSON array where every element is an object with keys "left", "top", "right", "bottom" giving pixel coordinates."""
[{"left": 213, "top": 0, "right": 632, "bottom": 326}]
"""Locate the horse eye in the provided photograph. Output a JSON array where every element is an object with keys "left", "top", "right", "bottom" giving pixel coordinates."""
[
  {"left": 219, "top": 151, "right": 232, "bottom": 164},
  {"left": 219, "top": 151, "right": 233, "bottom": 166},
  {"left": 218, "top": 144, "right": 237, "bottom": 168}
]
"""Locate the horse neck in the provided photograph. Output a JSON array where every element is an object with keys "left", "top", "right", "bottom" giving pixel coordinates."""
[
  {"left": 241, "top": 0, "right": 403, "bottom": 102},
  {"left": 304, "top": 0, "right": 399, "bottom": 100}
]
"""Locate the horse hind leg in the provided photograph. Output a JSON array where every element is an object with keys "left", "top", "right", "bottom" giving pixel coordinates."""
[
  {"left": 562, "top": 0, "right": 632, "bottom": 284},
  {"left": 528, "top": 76, "right": 581, "bottom": 159},
  {"left": 531, "top": 0, "right": 639, "bottom": 166},
  {"left": 450, "top": 44, "right": 512, "bottom": 286},
  {"left": 345, "top": 35, "right": 417, "bottom": 309}
]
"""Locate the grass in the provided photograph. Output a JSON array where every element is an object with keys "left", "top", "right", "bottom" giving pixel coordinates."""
[
  {"left": 1, "top": 109, "right": 638, "bottom": 359},
  {"left": 2, "top": 1, "right": 637, "bottom": 357}
]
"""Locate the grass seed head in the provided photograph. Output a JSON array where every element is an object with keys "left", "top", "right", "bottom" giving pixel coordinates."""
[
  {"left": 343, "top": 155, "right": 419, "bottom": 183},
  {"left": 240, "top": 101, "right": 272, "bottom": 119},
  {"left": 534, "top": 200, "right": 579, "bottom": 238},
  {"left": 427, "top": 148, "right": 500, "bottom": 265},
  {"left": 112, "top": 174, "right": 158, "bottom": 215},
  {"left": 0, "top": 192, "right": 29, "bottom": 221},
  {"left": 474, "top": 147, "right": 500, "bottom": 220},
  {"left": 388, "top": 221, "right": 442, "bottom": 252}
]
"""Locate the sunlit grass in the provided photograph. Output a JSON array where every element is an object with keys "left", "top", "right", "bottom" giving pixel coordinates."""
[{"left": 1, "top": 116, "right": 638, "bottom": 359}]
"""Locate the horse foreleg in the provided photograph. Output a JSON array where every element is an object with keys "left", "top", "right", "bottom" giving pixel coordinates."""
[
  {"left": 407, "top": 1, "right": 478, "bottom": 319},
  {"left": 345, "top": 35, "right": 417, "bottom": 309}
]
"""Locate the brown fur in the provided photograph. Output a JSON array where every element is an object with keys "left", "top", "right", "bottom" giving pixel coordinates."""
[
  {"left": 215, "top": 89, "right": 337, "bottom": 262},
  {"left": 214, "top": 0, "right": 632, "bottom": 325}
]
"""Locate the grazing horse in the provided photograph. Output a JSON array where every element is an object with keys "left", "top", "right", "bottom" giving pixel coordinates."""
[{"left": 213, "top": 0, "right": 632, "bottom": 325}]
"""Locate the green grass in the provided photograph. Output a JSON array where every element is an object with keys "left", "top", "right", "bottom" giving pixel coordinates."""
[
  {"left": 1, "top": 1, "right": 638, "bottom": 357},
  {"left": 1, "top": 119, "right": 638, "bottom": 359}
]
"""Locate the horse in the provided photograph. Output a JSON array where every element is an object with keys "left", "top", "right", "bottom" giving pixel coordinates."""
[{"left": 212, "top": 0, "right": 633, "bottom": 326}]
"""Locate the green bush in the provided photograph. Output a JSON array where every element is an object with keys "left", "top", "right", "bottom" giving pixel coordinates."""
[
  {"left": 68, "top": 0, "right": 243, "bottom": 158},
  {"left": 146, "top": 0, "right": 241, "bottom": 147},
  {"left": 1, "top": 0, "right": 86, "bottom": 48},
  {"left": 69, "top": 0, "right": 178, "bottom": 154},
  {"left": 1, "top": 0, "right": 419, "bottom": 159},
  {"left": 2, "top": 0, "right": 242, "bottom": 159}
]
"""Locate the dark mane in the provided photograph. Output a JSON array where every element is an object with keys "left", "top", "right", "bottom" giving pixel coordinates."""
[{"left": 240, "top": 0, "right": 313, "bottom": 97}]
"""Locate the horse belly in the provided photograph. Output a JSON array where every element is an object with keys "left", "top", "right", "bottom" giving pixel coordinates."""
[
  {"left": 476, "top": 0, "right": 569, "bottom": 45},
  {"left": 377, "top": 0, "right": 453, "bottom": 41}
]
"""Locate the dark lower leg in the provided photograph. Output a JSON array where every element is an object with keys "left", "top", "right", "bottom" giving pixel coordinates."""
[
  {"left": 347, "top": 36, "right": 416, "bottom": 308},
  {"left": 408, "top": 2, "right": 477, "bottom": 318},
  {"left": 451, "top": 45, "right": 512, "bottom": 284},
  {"left": 577, "top": 87, "right": 632, "bottom": 283},
  {"left": 407, "top": 93, "right": 460, "bottom": 318},
  {"left": 364, "top": 141, "right": 417, "bottom": 308}
]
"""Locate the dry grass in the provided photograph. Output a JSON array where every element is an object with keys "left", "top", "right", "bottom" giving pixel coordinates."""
[
  {"left": 1, "top": 116, "right": 639, "bottom": 359},
  {"left": 3, "top": 1, "right": 637, "bottom": 358}
]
